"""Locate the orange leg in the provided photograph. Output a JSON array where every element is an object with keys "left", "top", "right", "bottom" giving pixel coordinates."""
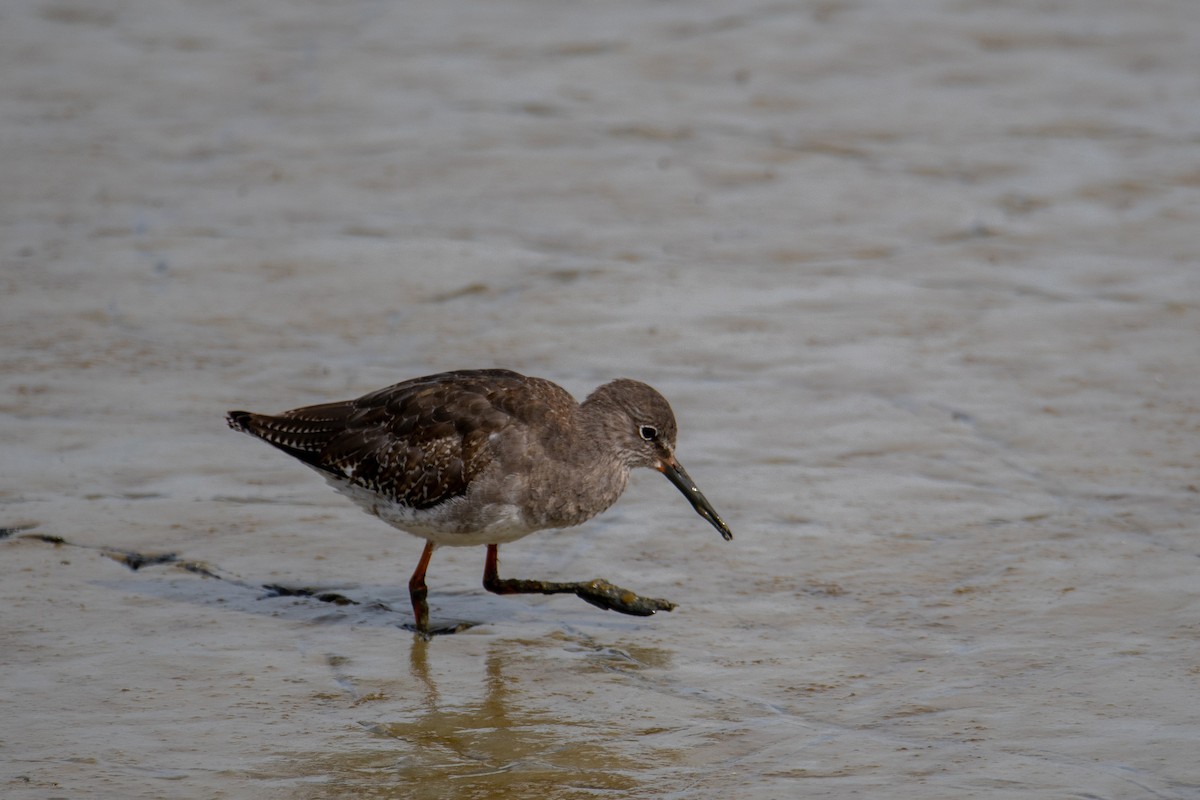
[
  {"left": 408, "top": 541, "right": 436, "bottom": 637},
  {"left": 481, "top": 543, "right": 676, "bottom": 616}
]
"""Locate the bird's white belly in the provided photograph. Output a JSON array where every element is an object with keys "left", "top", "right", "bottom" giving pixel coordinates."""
[{"left": 323, "top": 474, "right": 539, "bottom": 546}]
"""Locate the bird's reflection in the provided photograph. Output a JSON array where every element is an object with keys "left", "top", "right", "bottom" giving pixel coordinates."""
[
  {"left": 296, "top": 631, "right": 678, "bottom": 799},
  {"left": 407, "top": 635, "right": 441, "bottom": 708}
]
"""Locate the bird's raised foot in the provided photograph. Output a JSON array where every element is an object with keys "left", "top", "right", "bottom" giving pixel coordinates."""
[{"left": 574, "top": 578, "right": 677, "bottom": 616}]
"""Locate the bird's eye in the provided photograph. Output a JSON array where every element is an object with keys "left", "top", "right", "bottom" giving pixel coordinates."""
[{"left": 639, "top": 425, "right": 658, "bottom": 441}]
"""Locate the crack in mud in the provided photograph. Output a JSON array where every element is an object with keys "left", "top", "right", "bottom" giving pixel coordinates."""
[
  {"left": 260, "top": 584, "right": 362, "bottom": 607},
  {"left": 4, "top": 526, "right": 392, "bottom": 614}
]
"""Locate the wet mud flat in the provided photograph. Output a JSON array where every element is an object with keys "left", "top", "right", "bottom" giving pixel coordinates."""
[{"left": 3, "top": 0, "right": 1199, "bottom": 798}]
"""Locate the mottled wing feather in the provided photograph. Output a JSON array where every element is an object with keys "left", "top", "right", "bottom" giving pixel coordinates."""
[{"left": 228, "top": 369, "right": 573, "bottom": 511}]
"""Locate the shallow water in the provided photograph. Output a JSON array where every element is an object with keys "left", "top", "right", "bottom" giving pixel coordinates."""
[{"left": 3, "top": 0, "right": 1199, "bottom": 798}]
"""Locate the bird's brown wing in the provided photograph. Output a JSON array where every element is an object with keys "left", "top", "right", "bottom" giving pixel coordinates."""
[{"left": 227, "top": 369, "right": 574, "bottom": 510}]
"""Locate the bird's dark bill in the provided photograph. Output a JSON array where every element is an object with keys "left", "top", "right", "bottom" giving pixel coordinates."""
[{"left": 659, "top": 458, "right": 733, "bottom": 541}]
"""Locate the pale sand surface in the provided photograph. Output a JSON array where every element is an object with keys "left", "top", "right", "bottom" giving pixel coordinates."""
[{"left": 3, "top": 1, "right": 1199, "bottom": 798}]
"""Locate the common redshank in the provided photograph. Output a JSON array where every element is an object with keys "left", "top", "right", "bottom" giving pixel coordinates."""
[{"left": 226, "top": 369, "right": 732, "bottom": 636}]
